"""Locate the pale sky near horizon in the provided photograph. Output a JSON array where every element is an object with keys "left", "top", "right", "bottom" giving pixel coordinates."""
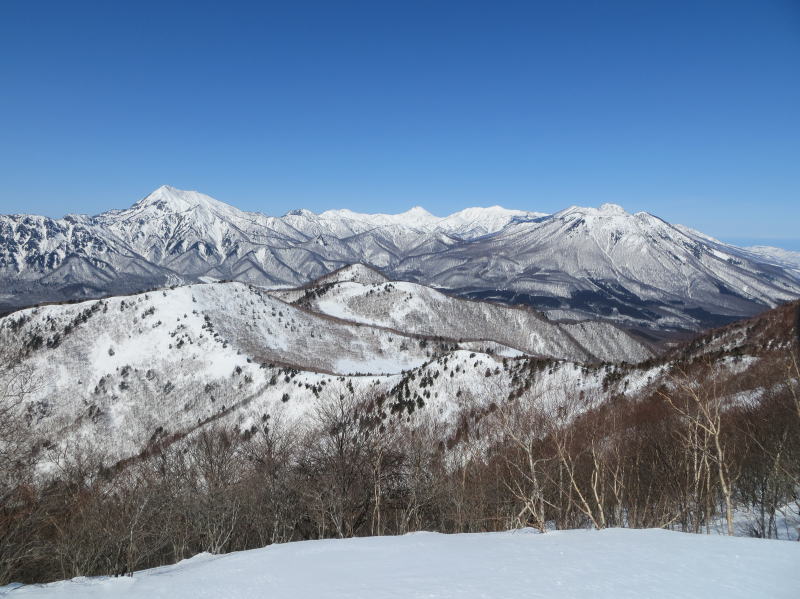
[{"left": 1, "top": 1, "right": 798, "bottom": 248}]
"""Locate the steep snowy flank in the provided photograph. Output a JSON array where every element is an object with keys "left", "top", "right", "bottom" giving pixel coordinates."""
[
  {"left": 741, "top": 245, "right": 800, "bottom": 277},
  {"left": 96, "top": 185, "right": 308, "bottom": 275},
  {"left": 282, "top": 278, "right": 652, "bottom": 363},
  {"left": 6, "top": 529, "right": 798, "bottom": 599},
  {"left": 395, "top": 203, "right": 800, "bottom": 330}
]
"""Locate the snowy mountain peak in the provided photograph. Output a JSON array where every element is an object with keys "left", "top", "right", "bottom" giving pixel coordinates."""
[
  {"left": 132, "top": 185, "right": 237, "bottom": 215},
  {"left": 284, "top": 208, "right": 315, "bottom": 217},
  {"left": 558, "top": 203, "right": 631, "bottom": 220},
  {"left": 319, "top": 206, "right": 442, "bottom": 230},
  {"left": 404, "top": 205, "right": 435, "bottom": 217},
  {"left": 436, "top": 205, "right": 546, "bottom": 236},
  {"left": 313, "top": 263, "right": 389, "bottom": 286},
  {"left": 598, "top": 202, "right": 627, "bottom": 215},
  {"left": 453, "top": 205, "right": 516, "bottom": 216}
]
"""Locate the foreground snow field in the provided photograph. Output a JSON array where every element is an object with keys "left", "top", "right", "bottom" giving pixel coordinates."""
[{"left": 4, "top": 529, "right": 798, "bottom": 598}]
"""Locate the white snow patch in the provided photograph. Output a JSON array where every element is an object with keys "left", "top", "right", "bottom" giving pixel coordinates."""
[{"left": 335, "top": 356, "right": 425, "bottom": 375}]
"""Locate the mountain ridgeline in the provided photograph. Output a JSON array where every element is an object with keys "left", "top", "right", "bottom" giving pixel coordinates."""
[{"left": 2, "top": 185, "right": 799, "bottom": 331}]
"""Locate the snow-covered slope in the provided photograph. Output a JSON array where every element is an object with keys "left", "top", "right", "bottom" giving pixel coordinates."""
[
  {"left": 311, "top": 263, "right": 389, "bottom": 286},
  {"left": 5, "top": 284, "right": 794, "bottom": 474},
  {"left": 0, "top": 281, "right": 457, "bottom": 461},
  {"left": 396, "top": 204, "right": 800, "bottom": 330},
  {"left": 1, "top": 280, "right": 547, "bottom": 464},
  {"left": 3, "top": 186, "right": 799, "bottom": 331},
  {"left": 742, "top": 245, "right": 800, "bottom": 277},
  {"left": 6, "top": 528, "right": 798, "bottom": 599},
  {"left": 5, "top": 281, "right": 443, "bottom": 376},
  {"left": 319, "top": 205, "right": 442, "bottom": 230},
  {"left": 277, "top": 271, "right": 652, "bottom": 363}
]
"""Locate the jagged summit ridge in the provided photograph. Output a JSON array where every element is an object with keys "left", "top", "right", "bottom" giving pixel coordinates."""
[{"left": 318, "top": 205, "right": 441, "bottom": 230}]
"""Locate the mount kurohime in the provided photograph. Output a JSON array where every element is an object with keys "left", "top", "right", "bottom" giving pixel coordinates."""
[{"left": 2, "top": 185, "right": 798, "bottom": 331}]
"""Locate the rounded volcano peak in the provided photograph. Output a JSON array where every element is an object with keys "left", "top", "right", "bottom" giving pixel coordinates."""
[
  {"left": 403, "top": 206, "right": 434, "bottom": 216},
  {"left": 598, "top": 203, "right": 627, "bottom": 215},
  {"left": 133, "top": 185, "right": 237, "bottom": 215},
  {"left": 555, "top": 203, "right": 632, "bottom": 221}
]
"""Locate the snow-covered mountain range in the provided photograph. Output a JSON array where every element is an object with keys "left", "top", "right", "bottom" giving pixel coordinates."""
[
  {"left": 2, "top": 185, "right": 798, "bottom": 331},
  {"left": 3, "top": 262, "right": 795, "bottom": 475}
]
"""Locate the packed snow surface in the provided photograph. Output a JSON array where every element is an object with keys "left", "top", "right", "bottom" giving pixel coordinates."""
[{"left": 5, "top": 528, "right": 797, "bottom": 598}]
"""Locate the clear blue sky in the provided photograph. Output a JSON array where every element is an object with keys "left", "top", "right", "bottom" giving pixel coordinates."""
[{"left": 1, "top": 1, "right": 798, "bottom": 246}]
